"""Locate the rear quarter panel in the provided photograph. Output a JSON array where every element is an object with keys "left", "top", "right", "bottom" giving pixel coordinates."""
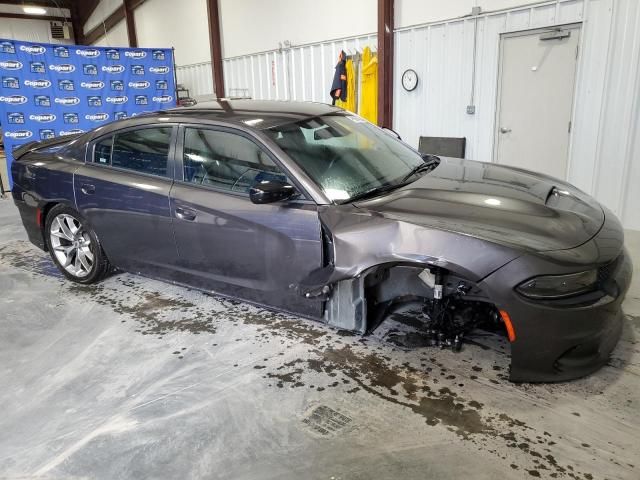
[{"left": 11, "top": 150, "right": 81, "bottom": 249}]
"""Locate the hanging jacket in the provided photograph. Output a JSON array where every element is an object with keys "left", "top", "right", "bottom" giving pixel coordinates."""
[
  {"left": 360, "top": 46, "right": 378, "bottom": 124},
  {"left": 330, "top": 50, "right": 347, "bottom": 103},
  {"left": 336, "top": 58, "right": 356, "bottom": 113}
]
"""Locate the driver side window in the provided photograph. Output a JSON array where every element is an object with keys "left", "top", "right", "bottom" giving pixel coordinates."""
[{"left": 182, "top": 128, "right": 287, "bottom": 193}]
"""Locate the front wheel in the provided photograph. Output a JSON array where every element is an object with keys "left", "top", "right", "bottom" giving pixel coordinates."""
[{"left": 45, "top": 205, "right": 110, "bottom": 284}]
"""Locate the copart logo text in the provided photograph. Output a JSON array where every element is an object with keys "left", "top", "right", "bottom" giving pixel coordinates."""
[
  {"left": 29, "top": 114, "right": 56, "bottom": 123},
  {"left": 153, "top": 95, "right": 174, "bottom": 103},
  {"left": 0, "top": 95, "right": 27, "bottom": 104},
  {"left": 55, "top": 97, "right": 81, "bottom": 106},
  {"left": 128, "top": 81, "right": 150, "bottom": 89},
  {"left": 106, "top": 96, "right": 128, "bottom": 104},
  {"left": 19, "top": 45, "right": 46, "bottom": 55},
  {"left": 60, "top": 129, "right": 85, "bottom": 136},
  {"left": 49, "top": 64, "right": 75, "bottom": 73},
  {"left": 125, "top": 50, "right": 146, "bottom": 59},
  {"left": 81, "top": 81, "right": 105, "bottom": 89},
  {"left": 101, "top": 65, "right": 125, "bottom": 74},
  {"left": 5, "top": 130, "right": 33, "bottom": 139},
  {"left": 24, "top": 79, "right": 51, "bottom": 88},
  {"left": 85, "top": 113, "right": 109, "bottom": 122},
  {"left": 76, "top": 48, "right": 100, "bottom": 57},
  {"left": 0, "top": 60, "right": 22, "bottom": 70}
]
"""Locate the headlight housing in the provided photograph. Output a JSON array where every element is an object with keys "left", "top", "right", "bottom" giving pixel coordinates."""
[{"left": 516, "top": 270, "right": 598, "bottom": 299}]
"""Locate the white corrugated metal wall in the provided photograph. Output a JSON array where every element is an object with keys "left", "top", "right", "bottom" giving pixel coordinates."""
[
  {"left": 393, "top": 0, "right": 584, "bottom": 159},
  {"left": 222, "top": 34, "right": 378, "bottom": 102},
  {"left": 584, "top": 0, "right": 640, "bottom": 231},
  {"left": 393, "top": 0, "right": 640, "bottom": 230},
  {"left": 179, "top": 0, "right": 640, "bottom": 230},
  {"left": 176, "top": 62, "right": 215, "bottom": 98},
  {"left": 175, "top": 33, "right": 378, "bottom": 100}
]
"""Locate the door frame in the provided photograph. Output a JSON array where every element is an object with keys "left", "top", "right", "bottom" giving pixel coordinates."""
[
  {"left": 168, "top": 123, "right": 325, "bottom": 318},
  {"left": 83, "top": 123, "right": 180, "bottom": 181},
  {"left": 492, "top": 22, "right": 583, "bottom": 179}
]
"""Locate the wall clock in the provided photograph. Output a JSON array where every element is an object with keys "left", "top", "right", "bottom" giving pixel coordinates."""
[{"left": 402, "top": 69, "right": 418, "bottom": 91}]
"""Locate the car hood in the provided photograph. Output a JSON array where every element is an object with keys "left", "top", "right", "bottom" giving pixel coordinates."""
[{"left": 354, "top": 157, "right": 604, "bottom": 252}]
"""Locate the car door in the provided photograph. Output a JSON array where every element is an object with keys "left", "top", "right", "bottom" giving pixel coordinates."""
[
  {"left": 74, "top": 124, "right": 179, "bottom": 277},
  {"left": 169, "top": 124, "right": 323, "bottom": 318}
]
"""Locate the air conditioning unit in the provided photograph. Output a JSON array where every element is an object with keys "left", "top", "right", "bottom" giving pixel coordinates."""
[{"left": 50, "top": 21, "right": 72, "bottom": 40}]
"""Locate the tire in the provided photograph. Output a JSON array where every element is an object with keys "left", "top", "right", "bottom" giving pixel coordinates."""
[{"left": 44, "top": 204, "right": 110, "bottom": 284}]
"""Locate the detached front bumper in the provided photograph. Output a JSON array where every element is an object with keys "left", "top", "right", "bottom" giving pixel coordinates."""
[{"left": 482, "top": 212, "right": 632, "bottom": 382}]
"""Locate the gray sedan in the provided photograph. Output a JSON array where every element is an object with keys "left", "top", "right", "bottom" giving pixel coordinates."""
[{"left": 10, "top": 100, "right": 632, "bottom": 382}]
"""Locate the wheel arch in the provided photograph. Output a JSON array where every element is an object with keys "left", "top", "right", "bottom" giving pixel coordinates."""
[
  {"left": 323, "top": 260, "right": 493, "bottom": 333},
  {"left": 39, "top": 200, "right": 76, "bottom": 251}
]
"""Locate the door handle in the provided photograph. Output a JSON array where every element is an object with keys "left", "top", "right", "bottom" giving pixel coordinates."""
[
  {"left": 81, "top": 183, "right": 95, "bottom": 195},
  {"left": 175, "top": 206, "right": 196, "bottom": 221},
  {"left": 500, "top": 127, "right": 512, "bottom": 134}
]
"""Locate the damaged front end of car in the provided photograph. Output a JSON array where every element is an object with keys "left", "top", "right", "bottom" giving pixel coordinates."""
[{"left": 298, "top": 204, "right": 632, "bottom": 383}]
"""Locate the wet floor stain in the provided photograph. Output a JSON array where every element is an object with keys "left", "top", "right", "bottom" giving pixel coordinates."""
[
  {"left": 0, "top": 243, "right": 61, "bottom": 278},
  {"left": 626, "top": 314, "right": 640, "bottom": 331},
  {"left": 68, "top": 283, "right": 219, "bottom": 336},
  {"left": 1, "top": 240, "right": 636, "bottom": 480},
  {"left": 255, "top": 344, "right": 602, "bottom": 479}
]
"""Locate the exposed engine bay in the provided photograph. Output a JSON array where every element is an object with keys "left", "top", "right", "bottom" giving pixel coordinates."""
[{"left": 321, "top": 264, "right": 505, "bottom": 350}]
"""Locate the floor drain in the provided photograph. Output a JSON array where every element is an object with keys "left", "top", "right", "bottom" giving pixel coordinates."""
[{"left": 302, "top": 405, "right": 352, "bottom": 436}]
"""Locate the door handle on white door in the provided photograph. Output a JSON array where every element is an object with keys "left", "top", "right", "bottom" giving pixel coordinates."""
[{"left": 500, "top": 127, "right": 512, "bottom": 134}]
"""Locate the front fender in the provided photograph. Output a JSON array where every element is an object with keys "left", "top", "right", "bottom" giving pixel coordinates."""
[{"left": 300, "top": 205, "right": 520, "bottom": 293}]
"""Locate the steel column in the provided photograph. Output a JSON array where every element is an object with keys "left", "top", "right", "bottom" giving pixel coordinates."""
[
  {"left": 124, "top": 0, "right": 138, "bottom": 47},
  {"left": 207, "top": 0, "right": 225, "bottom": 98},
  {"left": 377, "top": 0, "right": 394, "bottom": 128}
]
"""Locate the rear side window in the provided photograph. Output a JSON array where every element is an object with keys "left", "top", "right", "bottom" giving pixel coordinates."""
[
  {"left": 94, "top": 136, "right": 113, "bottom": 165},
  {"left": 93, "top": 127, "right": 173, "bottom": 178},
  {"left": 182, "top": 128, "right": 286, "bottom": 192}
]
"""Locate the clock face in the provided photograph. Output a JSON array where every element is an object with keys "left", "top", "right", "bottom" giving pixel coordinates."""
[{"left": 402, "top": 69, "right": 418, "bottom": 91}]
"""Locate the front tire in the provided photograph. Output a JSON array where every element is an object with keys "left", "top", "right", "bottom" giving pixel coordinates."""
[{"left": 45, "top": 204, "right": 110, "bottom": 284}]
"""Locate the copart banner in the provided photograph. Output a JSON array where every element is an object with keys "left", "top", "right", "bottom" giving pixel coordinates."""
[{"left": 0, "top": 39, "right": 176, "bottom": 186}]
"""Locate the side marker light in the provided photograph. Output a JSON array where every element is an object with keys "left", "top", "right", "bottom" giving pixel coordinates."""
[{"left": 499, "top": 310, "right": 516, "bottom": 342}]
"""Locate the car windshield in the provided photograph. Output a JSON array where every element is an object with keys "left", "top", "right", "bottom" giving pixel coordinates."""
[{"left": 264, "top": 113, "right": 429, "bottom": 202}]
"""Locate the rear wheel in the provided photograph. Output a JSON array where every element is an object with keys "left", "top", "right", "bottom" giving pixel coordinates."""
[{"left": 45, "top": 205, "right": 110, "bottom": 283}]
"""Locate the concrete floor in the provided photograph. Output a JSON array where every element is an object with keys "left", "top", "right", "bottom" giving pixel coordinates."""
[{"left": 0, "top": 197, "right": 638, "bottom": 480}]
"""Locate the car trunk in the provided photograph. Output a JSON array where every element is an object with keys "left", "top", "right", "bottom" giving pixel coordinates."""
[{"left": 12, "top": 133, "right": 84, "bottom": 161}]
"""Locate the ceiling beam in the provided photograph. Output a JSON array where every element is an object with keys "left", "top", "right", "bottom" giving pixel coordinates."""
[
  {"left": 82, "top": 4, "right": 125, "bottom": 45},
  {"left": 75, "top": 0, "right": 100, "bottom": 27},
  {"left": 207, "top": 0, "right": 224, "bottom": 98},
  {"left": 82, "top": 0, "right": 147, "bottom": 46},
  {"left": 124, "top": 0, "right": 138, "bottom": 47},
  {"left": 377, "top": 0, "right": 394, "bottom": 128},
  {"left": 70, "top": 1, "right": 85, "bottom": 44},
  {"left": 129, "top": 0, "right": 147, "bottom": 9}
]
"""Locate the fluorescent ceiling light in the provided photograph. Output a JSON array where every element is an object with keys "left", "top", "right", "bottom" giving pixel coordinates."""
[{"left": 23, "top": 6, "right": 47, "bottom": 15}]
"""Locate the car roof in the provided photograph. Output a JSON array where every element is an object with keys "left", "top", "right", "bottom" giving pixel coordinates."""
[{"left": 161, "top": 99, "right": 343, "bottom": 130}]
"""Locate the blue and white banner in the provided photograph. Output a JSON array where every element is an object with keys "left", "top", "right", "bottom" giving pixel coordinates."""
[{"left": 0, "top": 39, "right": 176, "bottom": 187}]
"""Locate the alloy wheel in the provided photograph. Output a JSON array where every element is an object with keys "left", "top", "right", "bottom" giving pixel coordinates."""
[{"left": 49, "top": 213, "right": 94, "bottom": 278}]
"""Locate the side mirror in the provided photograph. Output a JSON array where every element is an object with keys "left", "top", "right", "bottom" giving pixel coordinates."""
[
  {"left": 249, "top": 179, "right": 296, "bottom": 204},
  {"left": 382, "top": 127, "right": 402, "bottom": 140}
]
